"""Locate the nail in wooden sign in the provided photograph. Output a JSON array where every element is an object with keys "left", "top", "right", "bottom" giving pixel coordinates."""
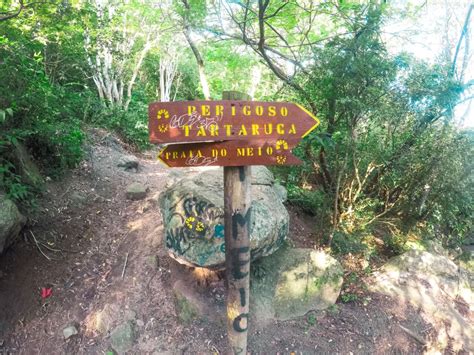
[
  {"left": 148, "top": 101, "right": 319, "bottom": 144},
  {"left": 157, "top": 139, "right": 302, "bottom": 168}
]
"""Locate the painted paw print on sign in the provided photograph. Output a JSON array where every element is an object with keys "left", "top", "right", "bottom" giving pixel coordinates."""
[
  {"left": 276, "top": 155, "right": 286, "bottom": 165},
  {"left": 157, "top": 108, "right": 170, "bottom": 120},
  {"left": 276, "top": 139, "right": 289, "bottom": 150},
  {"left": 158, "top": 125, "right": 168, "bottom": 133}
]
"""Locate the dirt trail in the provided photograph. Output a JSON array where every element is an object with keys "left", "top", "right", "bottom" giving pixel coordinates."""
[{"left": 0, "top": 130, "right": 440, "bottom": 354}]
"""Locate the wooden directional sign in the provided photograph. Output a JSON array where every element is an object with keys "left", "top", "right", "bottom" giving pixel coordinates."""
[
  {"left": 149, "top": 93, "right": 321, "bottom": 354},
  {"left": 157, "top": 139, "right": 302, "bottom": 167},
  {"left": 148, "top": 100, "right": 319, "bottom": 145}
]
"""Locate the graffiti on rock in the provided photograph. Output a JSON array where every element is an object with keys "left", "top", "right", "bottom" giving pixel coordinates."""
[{"left": 166, "top": 195, "right": 225, "bottom": 257}]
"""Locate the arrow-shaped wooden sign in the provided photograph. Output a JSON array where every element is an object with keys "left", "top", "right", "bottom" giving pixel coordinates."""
[
  {"left": 148, "top": 101, "right": 319, "bottom": 145},
  {"left": 157, "top": 138, "right": 302, "bottom": 167}
]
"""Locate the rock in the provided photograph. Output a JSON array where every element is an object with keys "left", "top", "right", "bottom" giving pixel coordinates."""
[
  {"left": 251, "top": 247, "right": 343, "bottom": 322},
  {"left": 0, "top": 194, "right": 26, "bottom": 253},
  {"left": 123, "top": 309, "right": 137, "bottom": 321},
  {"left": 370, "top": 249, "right": 474, "bottom": 353},
  {"left": 251, "top": 166, "right": 275, "bottom": 185},
  {"left": 126, "top": 183, "right": 147, "bottom": 201},
  {"left": 70, "top": 191, "right": 88, "bottom": 206},
  {"left": 172, "top": 280, "right": 221, "bottom": 323},
  {"left": 89, "top": 303, "right": 120, "bottom": 334},
  {"left": 173, "top": 280, "right": 201, "bottom": 323},
  {"left": 273, "top": 183, "right": 288, "bottom": 203},
  {"left": 159, "top": 166, "right": 289, "bottom": 268},
  {"left": 63, "top": 325, "right": 78, "bottom": 339},
  {"left": 9, "top": 142, "right": 44, "bottom": 189},
  {"left": 110, "top": 321, "right": 136, "bottom": 354},
  {"left": 117, "top": 155, "right": 139, "bottom": 172}
]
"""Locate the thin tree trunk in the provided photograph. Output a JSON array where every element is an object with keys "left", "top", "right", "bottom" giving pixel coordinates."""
[
  {"left": 124, "top": 36, "right": 152, "bottom": 110},
  {"left": 183, "top": 27, "right": 211, "bottom": 100}
]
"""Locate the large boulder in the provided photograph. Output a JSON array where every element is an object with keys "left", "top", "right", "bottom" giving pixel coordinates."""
[
  {"left": 0, "top": 194, "right": 26, "bottom": 253},
  {"left": 251, "top": 247, "right": 343, "bottom": 322},
  {"left": 159, "top": 166, "right": 288, "bottom": 268},
  {"left": 369, "top": 247, "right": 474, "bottom": 353}
]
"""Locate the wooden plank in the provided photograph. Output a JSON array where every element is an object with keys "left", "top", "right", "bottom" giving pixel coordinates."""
[
  {"left": 223, "top": 91, "right": 251, "bottom": 355},
  {"left": 157, "top": 139, "right": 302, "bottom": 167},
  {"left": 148, "top": 100, "right": 320, "bottom": 144}
]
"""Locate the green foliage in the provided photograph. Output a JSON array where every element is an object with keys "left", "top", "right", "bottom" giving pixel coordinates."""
[
  {"left": 340, "top": 293, "right": 359, "bottom": 303},
  {"left": 0, "top": 0, "right": 471, "bottom": 257},
  {"left": 89, "top": 102, "right": 151, "bottom": 150},
  {"left": 331, "top": 231, "right": 368, "bottom": 255},
  {"left": 0, "top": 160, "right": 30, "bottom": 202},
  {"left": 306, "top": 312, "right": 317, "bottom": 326},
  {"left": 271, "top": 5, "right": 473, "bottom": 255}
]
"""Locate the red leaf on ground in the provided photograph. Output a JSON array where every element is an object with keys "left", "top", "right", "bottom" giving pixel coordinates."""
[{"left": 41, "top": 287, "right": 52, "bottom": 299}]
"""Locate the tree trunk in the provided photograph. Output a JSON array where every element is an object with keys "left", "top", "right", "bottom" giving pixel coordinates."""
[
  {"left": 124, "top": 36, "right": 152, "bottom": 110},
  {"left": 184, "top": 27, "right": 211, "bottom": 100}
]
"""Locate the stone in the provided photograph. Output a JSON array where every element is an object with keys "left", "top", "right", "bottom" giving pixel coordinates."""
[
  {"left": 273, "top": 183, "right": 288, "bottom": 203},
  {"left": 126, "top": 183, "right": 147, "bottom": 201},
  {"left": 63, "top": 325, "right": 78, "bottom": 339},
  {"left": 251, "top": 247, "right": 343, "bottom": 322},
  {"left": 123, "top": 309, "right": 137, "bottom": 321},
  {"left": 251, "top": 165, "right": 275, "bottom": 185},
  {"left": 89, "top": 303, "right": 120, "bottom": 334},
  {"left": 8, "top": 142, "right": 44, "bottom": 189},
  {"left": 117, "top": 154, "right": 139, "bottom": 172},
  {"left": 159, "top": 166, "right": 289, "bottom": 268},
  {"left": 370, "top": 249, "right": 474, "bottom": 353},
  {"left": 70, "top": 191, "right": 88, "bottom": 206},
  {"left": 0, "top": 194, "right": 26, "bottom": 253},
  {"left": 110, "top": 321, "right": 136, "bottom": 354},
  {"left": 173, "top": 281, "right": 201, "bottom": 323}
]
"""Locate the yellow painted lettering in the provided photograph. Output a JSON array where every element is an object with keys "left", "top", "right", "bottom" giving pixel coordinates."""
[
  {"left": 266, "top": 146, "right": 273, "bottom": 155},
  {"left": 246, "top": 147, "right": 254, "bottom": 156},
  {"left": 183, "top": 125, "right": 190, "bottom": 136},
  {"left": 268, "top": 106, "right": 276, "bottom": 116},
  {"left": 255, "top": 106, "right": 263, "bottom": 116},
  {"left": 221, "top": 149, "right": 227, "bottom": 157},
  {"left": 264, "top": 124, "right": 273, "bottom": 135},
  {"left": 231, "top": 105, "right": 236, "bottom": 116},
  {"left": 173, "top": 151, "right": 178, "bottom": 159},
  {"left": 209, "top": 124, "right": 219, "bottom": 136},
  {"left": 243, "top": 106, "right": 251, "bottom": 116},
  {"left": 288, "top": 124, "right": 296, "bottom": 134},
  {"left": 188, "top": 105, "right": 196, "bottom": 115},
  {"left": 252, "top": 124, "right": 260, "bottom": 136},
  {"left": 197, "top": 126, "right": 206, "bottom": 136},
  {"left": 225, "top": 124, "right": 233, "bottom": 136},
  {"left": 201, "top": 105, "right": 210, "bottom": 116},
  {"left": 277, "top": 124, "right": 284, "bottom": 135},
  {"left": 237, "top": 148, "right": 245, "bottom": 156},
  {"left": 280, "top": 106, "right": 288, "bottom": 116},
  {"left": 238, "top": 125, "right": 248, "bottom": 136},
  {"left": 197, "top": 150, "right": 203, "bottom": 157},
  {"left": 216, "top": 105, "right": 224, "bottom": 116}
]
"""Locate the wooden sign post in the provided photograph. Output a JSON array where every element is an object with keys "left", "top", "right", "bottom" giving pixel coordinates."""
[
  {"left": 222, "top": 91, "right": 251, "bottom": 355},
  {"left": 148, "top": 91, "right": 320, "bottom": 354}
]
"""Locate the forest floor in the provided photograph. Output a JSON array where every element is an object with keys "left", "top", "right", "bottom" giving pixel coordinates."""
[{"left": 0, "top": 129, "right": 469, "bottom": 354}]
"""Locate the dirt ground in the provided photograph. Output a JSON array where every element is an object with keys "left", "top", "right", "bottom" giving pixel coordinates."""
[{"left": 0, "top": 130, "right": 455, "bottom": 354}]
